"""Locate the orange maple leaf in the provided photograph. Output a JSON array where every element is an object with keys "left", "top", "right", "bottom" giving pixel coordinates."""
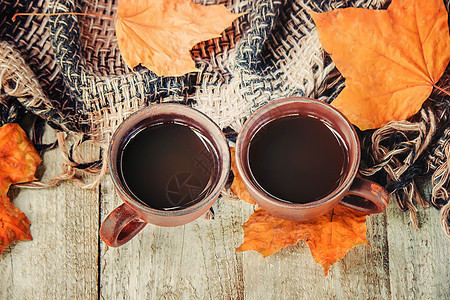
[
  {"left": 116, "top": 0, "right": 243, "bottom": 77},
  {"left": 230, "top": 147, "right": 256, "bottom": 205},
  {"left": 0, "top": 123, "right": 41, "bottom": 255},
  {"left": 236, "top": 206, "right": 369, "bottom": 276},
  {"left": 0, "top": 196, "right": 32, "bottom": 254},
  {"left": 311, "top": 0, "right": 450, "bottom": 130}
]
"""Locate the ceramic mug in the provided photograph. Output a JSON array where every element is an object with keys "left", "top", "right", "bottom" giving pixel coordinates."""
[
  {"left": 100, "top": 104, "right": 230, "bottom": 247},
  {"left": 235, "top": 97, "right": 389, "bottom": 221}
]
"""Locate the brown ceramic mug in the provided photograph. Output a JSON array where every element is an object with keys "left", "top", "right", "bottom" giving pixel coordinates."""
[
  {"left": 100, "top": 104, "right": 230, "bottom": 247},
  {"left": 235, "top": 97, "right": 389, "bottom": 221}
]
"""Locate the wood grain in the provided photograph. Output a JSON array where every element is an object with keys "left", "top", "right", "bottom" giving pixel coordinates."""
[
  {"left": 1, "top": 130, "right": 449, "bottom": 299},
  {"left": 385, "top": 185, "right": 450, "bottom": 300},
  {"left": 239, "top": 211, "right": 391, "bottom": 299},
  {"left": 99, "top": 177, "right": 247, "bottom": 300},
  {"left": 0, "top": 128, "right": 100, "bottom": 300}
]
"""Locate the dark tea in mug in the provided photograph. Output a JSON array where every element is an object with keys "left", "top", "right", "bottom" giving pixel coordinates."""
[
  {"left": 248, "top": 115, "right": 349, "bottom": 204},
  {"left": 118, "top": 122, "right": 216, "bottom": 211},
  {"left": 235, "top": 97, "right": 389, "bottom": 222},
  {"left": 102, "top": 104, "right": 230, "bottom": 246}
]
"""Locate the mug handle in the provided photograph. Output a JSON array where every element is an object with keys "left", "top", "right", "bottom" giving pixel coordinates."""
[
  {"left": 340, "top": 177, "right": 390, "bottom": 214},
  {"left": 100, "top": 203, "right": 147, "bottom": 247}
]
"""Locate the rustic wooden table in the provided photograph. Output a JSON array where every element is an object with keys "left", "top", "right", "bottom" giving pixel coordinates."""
[{"left": 1, "top": 128, "right": 449, "bottom": 299}]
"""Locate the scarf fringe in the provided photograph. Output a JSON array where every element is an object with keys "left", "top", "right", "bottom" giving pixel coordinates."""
[{"left": 15, "top": 131, "right": 107, "bottom": 190}]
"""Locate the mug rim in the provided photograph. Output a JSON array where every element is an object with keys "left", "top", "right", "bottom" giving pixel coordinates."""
[
  {"left": 235, "top": 96, "right": 360, "bottom": 210},
  {"left": 108, "top": 103, "right": 230, "bottom": 217}
]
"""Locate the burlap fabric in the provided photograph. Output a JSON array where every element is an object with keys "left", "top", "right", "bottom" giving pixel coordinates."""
[{"left": 0, "top": 0, "right": 449, "bottom": 235}]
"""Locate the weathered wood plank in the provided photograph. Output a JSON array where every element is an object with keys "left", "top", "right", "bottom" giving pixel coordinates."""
[
  {"left": 2, "top": 127, "right": 449, "bottom": 299},
  {"left": 99, "top": 175, "right": 450, "bottom": 300},
  {"left": 0, "top": 128, "right": 100, "bottom": 299},
  {"left": 239, "top": 209, "right": 391, "bottom": 299},
  {"left": 386, "top": 185, "right": 450, "bottom": 299},
  {"left": 99, "top": 177, "right": 247, "bottom": 299}
]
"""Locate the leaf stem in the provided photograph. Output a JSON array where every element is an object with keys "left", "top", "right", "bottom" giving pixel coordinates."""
[
  {"left": 433, "top": 84, "right": 450, "bottom": 97},
  {"left": 12, "top": 12, "right": 118, "bottom": 22}
]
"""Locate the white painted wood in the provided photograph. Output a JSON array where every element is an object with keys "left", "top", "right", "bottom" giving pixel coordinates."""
[
  {"left": 99, "top": 176, "right": 247, "bottom": 299},
  {"left": 0, "top": 127, "right": 99, "bottom": 299},
  {"left": 1, "top": 128, "right": 449, "bottom": 299},
  {"left": 239, "top": 210, "right": 392, "bottom": 300},
  {"left": 386, "top": 184, "right": 450, "bottom": 300}
]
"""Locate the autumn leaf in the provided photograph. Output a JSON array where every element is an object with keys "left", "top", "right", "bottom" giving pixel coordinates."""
[
  {"left": 116, "top": 0, "right": 243, "bottom": 77},
  {"left": 237, "top": 206, "right": 369, "bottom": 276},
  {"left": 230, "top": 145, "right": 368, "bottom": 275},
  {"left": 0, "top": 123, "right": 42, "bottom": 194},
  {"left": 311, "top": 0, "right": 450, "bottom": 130},
  {"left": 0, "top": 196, "right": 32, "bottom": 254},
  {"left": 230, "top": 147, "right": 256, "bottom": 205},
  {"left": 0, "top": 123, "right": 41, "bottom": 255},
  {"left": 236, "top": 207, "right": 308, "bottom": 257},
  {"left": 304, "top": 206, "right": 369, "bottom": 275}
]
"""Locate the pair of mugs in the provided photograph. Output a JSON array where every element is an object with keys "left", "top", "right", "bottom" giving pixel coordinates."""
[{"left": 100, "top": 97, "right": 389, "bottom": 247}]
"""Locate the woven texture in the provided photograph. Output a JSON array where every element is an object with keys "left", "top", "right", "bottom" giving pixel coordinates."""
[
  {"left": 0, "top": 0, "right": 390, "bottom": 139},
  {"left": 0, "top": 0, "right": 449, "bottom": 234}
]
